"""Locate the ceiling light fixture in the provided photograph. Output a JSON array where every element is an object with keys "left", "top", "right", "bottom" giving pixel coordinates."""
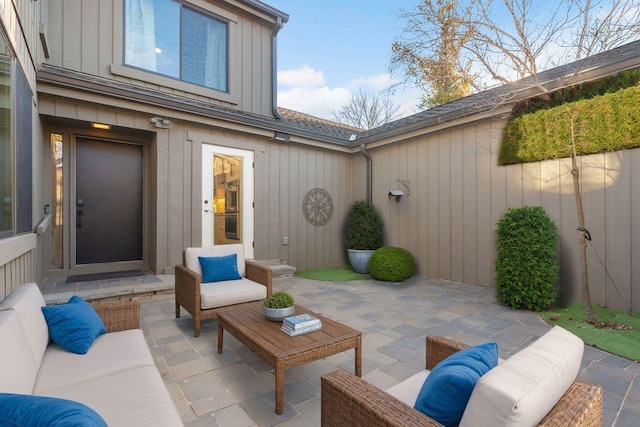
[{"left": 91, "top": 122, "right": 111, "bottom": 130}]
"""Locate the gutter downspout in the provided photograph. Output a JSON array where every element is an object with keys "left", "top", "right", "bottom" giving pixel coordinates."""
[
  {"left": 272, "top": 17, "right": 284, "bottom": 120},
  {"left": 360, "top": 142, "right": 372, "bottom": 203}
]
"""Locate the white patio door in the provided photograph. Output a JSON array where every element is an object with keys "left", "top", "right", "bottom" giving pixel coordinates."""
[{"left": 202, "top": 144, "right": 254, "bottom": 259}]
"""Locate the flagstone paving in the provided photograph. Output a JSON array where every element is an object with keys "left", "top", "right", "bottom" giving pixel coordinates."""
[{"left": 41, "top": 274, "right": 640, "bottom": 426}]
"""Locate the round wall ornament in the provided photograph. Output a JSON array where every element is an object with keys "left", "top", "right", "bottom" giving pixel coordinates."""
[{"left": 303, "top": 188, "right": 334, "bottom": 226}]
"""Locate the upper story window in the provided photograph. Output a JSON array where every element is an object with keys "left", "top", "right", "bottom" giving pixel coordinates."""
[{"left": 124, "top": 0, "right": 228, "bottom": 92}]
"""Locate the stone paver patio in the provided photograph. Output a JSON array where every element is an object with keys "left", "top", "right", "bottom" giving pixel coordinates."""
[{"left": 41, "top": 274, "right": 640, "bottom": 426}]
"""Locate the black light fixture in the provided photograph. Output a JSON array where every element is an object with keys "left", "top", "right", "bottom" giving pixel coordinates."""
[{"left": 274, "top": 131, "right": 290, "bottom": 142}]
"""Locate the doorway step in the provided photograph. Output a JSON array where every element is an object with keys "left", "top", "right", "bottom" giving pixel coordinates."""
[{"left": 252, "top": 259, "right": 297, "bottom": 278}]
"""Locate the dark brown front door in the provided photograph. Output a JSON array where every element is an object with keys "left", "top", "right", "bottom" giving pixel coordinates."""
[{"left": 75, "top": 138, "right": 143, "bottom": 264}]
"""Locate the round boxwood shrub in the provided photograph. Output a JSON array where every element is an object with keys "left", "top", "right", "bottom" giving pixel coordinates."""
[
  {"left": 495, "top": 206, "right": 559, "bottom": 311},
  {"left": 368, "top": 247, "right": 415, "bottom": 282}
]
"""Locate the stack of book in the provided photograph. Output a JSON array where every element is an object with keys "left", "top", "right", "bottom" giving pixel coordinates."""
[{"left": 281, "top": 313, "right": 322, "bottom": 336}]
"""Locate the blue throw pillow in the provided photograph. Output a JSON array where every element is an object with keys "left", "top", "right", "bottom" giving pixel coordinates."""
[
  {"left": 414, "top": 342, "right": 498, "bottom": 427},
  {"left": 198, "top": 254, "right": 242, "bottom": 283},
  {"left": 0, "top": 393, "right": 107, "bottom": 426},
  {"left": 41, "top": 295, "right": 107, "bottom": 355}
]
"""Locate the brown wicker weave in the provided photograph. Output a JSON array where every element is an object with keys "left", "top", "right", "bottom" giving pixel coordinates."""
[
  {"left": 175, "top": 253, "right": 273, "bottom": 337},
  {"left": 92, "top": 300, "right": 140, "bottom": 332},
  {"left": 321, "top": 335, "right": 603, "bottom": 427}
]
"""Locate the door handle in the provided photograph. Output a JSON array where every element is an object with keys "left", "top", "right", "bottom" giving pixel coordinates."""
[{"left": 76, "top": 209, "right": 83, "bottom": 228}]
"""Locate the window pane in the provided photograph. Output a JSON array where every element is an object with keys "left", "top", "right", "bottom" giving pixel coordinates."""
[
  {"left": 51, "top": 133, "right": 63, "bottom": 268},
  {"left": 0, "top": 51, "right": 12, "bottom": 235},
  {"left": 181, "top": 8, "right": 228, "bottom": 92},
  {"left": 124, "top": 0, "right": 180, "bottom": 78}
]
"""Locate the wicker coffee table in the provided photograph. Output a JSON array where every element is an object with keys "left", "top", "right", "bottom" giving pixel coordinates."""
[{"left": 217, "top": 301, "right": 362, "bottom": 414}]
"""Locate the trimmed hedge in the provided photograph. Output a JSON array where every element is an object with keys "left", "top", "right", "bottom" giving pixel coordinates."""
[
  {"left": 495, "top": 207, "right": 558, "bottom": 311},
  {"left": 368, "top": 247, "right": 415, "bottom": 282},
  {"left": 500, "top": 84, "right": 640, "bottom": 165}
]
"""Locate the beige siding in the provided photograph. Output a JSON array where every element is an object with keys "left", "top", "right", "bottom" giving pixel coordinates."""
[
  {"left": 0, "top": 0, "right": 43, "bottom": 294},
  {"left": 45, "top": 0, "right": 277, "bottom": 116},
  {"left": 368, "top": 117, "right": 640, "bottom": 311}
]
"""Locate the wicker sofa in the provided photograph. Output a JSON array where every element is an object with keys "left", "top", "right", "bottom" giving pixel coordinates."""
[
  {"left": 322, "top": 327, "right": 603, "bottom": 427},
  {"left": 0, "top": 283, "right": 182, "bottom": 426},
  {"left": 175, "top": 244, "right": 272, "bottom": 336}
]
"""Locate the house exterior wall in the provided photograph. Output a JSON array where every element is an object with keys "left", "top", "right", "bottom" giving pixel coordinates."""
[
  {"left": 364, "top": 115, "right": 640, "bottom": 312},
  {"left": 0, "top": 0, "right": 44, "bottom": 297},
  {"left": 43, "top": 0, "right": 278, "bottom": 117},
  {"left": 37, "top": 93, "right": 353, "bottom": 275}
]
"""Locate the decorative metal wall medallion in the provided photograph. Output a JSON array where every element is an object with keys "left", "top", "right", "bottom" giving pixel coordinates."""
[{"left": 303, "top": 188, "right": 333, "bottom": 226}]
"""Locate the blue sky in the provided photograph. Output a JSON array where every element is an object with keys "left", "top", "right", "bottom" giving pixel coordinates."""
[{"left": 267, "top": 0, "right": 422, "bottom": 120}]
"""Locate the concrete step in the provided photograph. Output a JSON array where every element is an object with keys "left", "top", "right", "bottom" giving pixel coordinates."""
[{"left": 253, "top": 259, "right": 297, "bottom": 277}]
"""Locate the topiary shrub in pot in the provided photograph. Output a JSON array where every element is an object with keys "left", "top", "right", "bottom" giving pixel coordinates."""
[
  {"left": 495, "top": 206, "right": 559, "bottom": 311},
  {"left": 368, "top": 247, "right": 415, "bottom": 282},
  {"left": 345, "top": 200, "right": 384, "bottom": 273}
]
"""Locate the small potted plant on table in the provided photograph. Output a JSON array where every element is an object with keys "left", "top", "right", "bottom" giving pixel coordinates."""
[{"left": 263, "top": 291, "right": 295, "bottom": 321}]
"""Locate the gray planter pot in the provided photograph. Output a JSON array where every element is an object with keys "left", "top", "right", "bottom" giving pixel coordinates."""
[
  {"left": 347, "top": 249, "right": 375, "bottom": 274},
  {"left": 263, "top": 305, "right": 295, "bottom": 321}
]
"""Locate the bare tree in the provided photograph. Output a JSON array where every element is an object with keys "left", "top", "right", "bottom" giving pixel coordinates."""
[
  {"left": 391, "top": 0, "right": 481, "bottom": 109},
  {"left": 392, "top": 0, "right": 640, "bottom": 323},
  {"left": 332, "top": 90, "right": 400, "bottom": 130},
  {"left": 392, "top": 0, "right": 640, "bottom": 105}
]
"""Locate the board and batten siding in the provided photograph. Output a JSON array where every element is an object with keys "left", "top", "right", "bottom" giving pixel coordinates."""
[
  {"left": 43, "top": 0, "right": 277, "bottom": 117},
  {"left": 362, "top": 117, "right": 639, "bottom": 312},
  {"left": 189, "top": 130, "right": 353, "bottom": 271}
]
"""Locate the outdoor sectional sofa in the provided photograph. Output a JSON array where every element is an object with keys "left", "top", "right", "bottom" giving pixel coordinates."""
[
  {"left": 322, "top": 326, "right": 603, "bottom": 427},
  {"left": 0, "top": 282, "right": 182, "bottom": 426}
]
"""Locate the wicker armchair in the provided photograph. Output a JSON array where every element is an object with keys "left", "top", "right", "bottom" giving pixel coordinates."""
[
  {"left": 175, "top": 244, "right": 272, "bottom": 336},
  {"left": 321, "top": 335, "right": 603, "bottom": 427}
]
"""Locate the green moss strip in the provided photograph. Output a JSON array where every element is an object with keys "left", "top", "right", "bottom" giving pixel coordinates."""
[{"left": 294, "top": 267, "right": 368, "bottom": 282}]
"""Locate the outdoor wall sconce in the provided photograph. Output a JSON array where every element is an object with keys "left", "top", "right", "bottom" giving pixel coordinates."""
[
  {"left": 273, "top": 131, "right": 290, "bottom": 142},
  {"left": 388, "top": 190, "right": 404, "bottom": 202},
  {"left": 150, "top": 116, "right": 172, "bottom": 129}
]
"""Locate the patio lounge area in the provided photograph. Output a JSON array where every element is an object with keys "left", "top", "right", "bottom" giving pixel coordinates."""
[{"left": 40, "top": 274, "right": 639, "bottom": 427}]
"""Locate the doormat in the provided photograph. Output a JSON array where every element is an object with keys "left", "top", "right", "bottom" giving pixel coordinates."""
[{"left": 66, "top": 270, "right": 146, "bottom": 283}]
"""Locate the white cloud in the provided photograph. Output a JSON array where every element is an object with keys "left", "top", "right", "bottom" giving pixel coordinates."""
[
  {"left": 348, "top": 73, "right": 395, "bottom": 91},
  {"left": 277, "top": 66, "right": 420, "bottom": 122},
  {"left": 278, "top": 65, "right": 325, "bottom": 88}
]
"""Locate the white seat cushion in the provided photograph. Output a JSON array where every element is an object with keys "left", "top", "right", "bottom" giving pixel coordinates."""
[
  {"left": 459, "top": 326, "right": 584, "bottom": 427},
  {"left": 200, "top": 278, "right": 267, "bottom": 309},
  {"left": 38, "top": 366, "right": 183, "bottom": 427},
  {"left": 386, "top": 370, "right": 430, "bottom": 407},
  {"left": 185, "top": 244, "right": 246, "bottom": 277},
  {"left": 34, "top": 329, "right": 154, "bottom": 394}
]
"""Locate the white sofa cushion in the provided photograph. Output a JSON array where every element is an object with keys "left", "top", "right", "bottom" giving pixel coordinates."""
[
  {"left": 34, "top": 329, "right": 154, "bottom": 394},
  {"left": 0, "top": 310, "right": 40, "bottom": 394},
  {"left": 185, "top": 244, "right": 246, "bottom": 277},
  {"left": 386, "top": 370, "right": 429, "bottom": 407},
  {"left": 459, "top": 326, "right": 584, "bottom": 427},
  {"left": 0, "top": 283, "right": 49, "bottom": 367},
  {"left": 200, "top": 277, "right": 267, "bottom": 309},
  {"left": 38, "top": 366, "right": 183, "bottom": 427}
]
